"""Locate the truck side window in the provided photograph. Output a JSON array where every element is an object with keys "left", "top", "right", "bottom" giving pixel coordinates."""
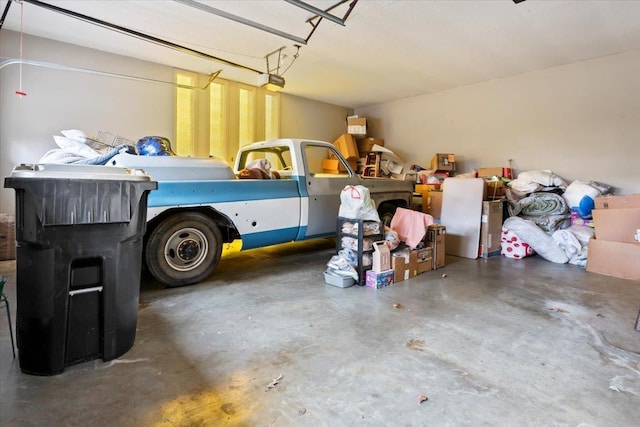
[{"left": 304, "top": 145, "right": 350, "bottom": 176}]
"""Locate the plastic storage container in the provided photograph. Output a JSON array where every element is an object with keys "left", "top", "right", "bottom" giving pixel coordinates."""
[{"left": 4, "top": 163, "right": 157, "bottom": 375}]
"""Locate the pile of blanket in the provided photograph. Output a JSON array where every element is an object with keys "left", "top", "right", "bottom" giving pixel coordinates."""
[
  {"left": 39, "top": 129, "right": 136, "bottom": 165},
  {"left": 502, "top": 169, "right": 608, "bottom": 266}
]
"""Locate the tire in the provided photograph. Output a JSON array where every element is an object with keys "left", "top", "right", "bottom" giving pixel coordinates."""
[
  {"left": 378, "top": 203, "right": 398, "bottom": 227},
  {"left": 145, "top": 212, "right": 223, "bottom": 287}
]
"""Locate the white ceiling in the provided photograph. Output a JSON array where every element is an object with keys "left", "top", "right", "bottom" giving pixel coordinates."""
[{"left": 1, "top": 0, "right": 640, "bottom": 108}]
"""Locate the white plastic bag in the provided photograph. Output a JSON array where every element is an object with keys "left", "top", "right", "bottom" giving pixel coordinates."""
[{"left": 338, "top": 185, "right": 380, "bottom": 221}]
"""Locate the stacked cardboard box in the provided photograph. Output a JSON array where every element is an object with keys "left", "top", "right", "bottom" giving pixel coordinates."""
[
  {"left": 357, "top": 137, "right": 383, "bottom": 156},
  {"left": 586, "top": 194, "right": 640, "bottom": 280},
  {"left": 480, "top": 200, "right": 504, "bottom": 258},
  {"left": 347, "top": 116, "right": 367, "bottom": 138},
  {"left": 422, "top": 190, "right": 443, "bottom": 220},
  {"left": 431, "top": 154, "right": 456, "bottom": 172},
  {"left": 416, "top": 247, "right": 433, "bottom": 274},
  {"left": 0, "top": 214, "right": 16, "bottom": 261},
  {"left": 325, "top": 133, "right": 359, "bottom": 173},
  {"left": 426, "top": 225, "right": 446, "bottom": 269},
  {"left": 392, "top": 250, "right": 418, "bottom": 283}
]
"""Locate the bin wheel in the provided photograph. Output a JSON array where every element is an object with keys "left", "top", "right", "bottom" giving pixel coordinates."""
[{"left": 146, "top": 212, "right": 222, "bottom": 287}]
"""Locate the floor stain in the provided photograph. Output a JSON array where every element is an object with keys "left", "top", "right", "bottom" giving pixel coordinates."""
[
  {"left": 220, "top": 403, "right": 235, "bottom": 415},
  {"left": 406, "top": 339, "right": 425, "bottom": 352}
]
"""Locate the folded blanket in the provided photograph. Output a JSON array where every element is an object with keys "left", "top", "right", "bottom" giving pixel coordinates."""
[
  {"left": 519, "top": 213, "right": 571, "bottom": 233},
  {"left": 508, "top": 192, "right": 568, "bottom": 217}
]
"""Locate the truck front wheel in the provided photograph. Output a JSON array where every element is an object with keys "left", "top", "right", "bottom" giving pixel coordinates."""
[
  {"left": 146, "top": 212, "right": 223, "bottom": 287},
  {"left": 378, "top": 203, "right": 398, "bottom": 227}
]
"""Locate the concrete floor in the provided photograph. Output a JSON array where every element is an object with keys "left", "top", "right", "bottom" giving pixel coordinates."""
[{"left": 1, "top": 238, "right": 640, "bottom": 426}]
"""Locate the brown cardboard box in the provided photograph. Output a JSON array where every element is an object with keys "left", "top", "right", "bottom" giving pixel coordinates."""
[
  {"left": 478, "top": 167, "right": 504, "bottom": 178},
  {"left": 480, "top": 200, "right": 504, "bottom": 257},
  {"left": 426, "top": 225, "right": 446, "bottom": 269},
  {"left": 347, "top": 117, "right": 367, "bottom": 137},
  {"left": 592, "top": 208, "right": 640, "bottom": 243},
  {"left": 322, "top": 158, "right": 340, "bottom": 174},
  {"left": 422, "top": 191, "right": 443, "bottom": 219},
  {"left": 415, "top": 247, "right": 433, "bottom": 274},
  {"left": 0, "top": 213, "right": 16, "bottom": 261},
  {"left": 484, "top": 180, "right": 505, "bottom": 199},
  {"left": 392, "top": 250, "right": 418, "bottom": 283},
  {"left": 328, "top": 151, "right": 357, "bottom": 173},
  {"left": 357, "top": 137, "right": 383, "bottom": 154},
  {"left": 430, "top": 153, "right": 455, "bottom": 172},
  {"left": 415, "top": 184, "right": 441, "bottom": 194},
  {"left": 595, "top": 194, "right": 640, "bottom": 210},
  {"left": 586, "top": 238, "right": 640, "bottom": 280},
  {"left": 333, "top": 133, "right": 359, "bottom": 160}
]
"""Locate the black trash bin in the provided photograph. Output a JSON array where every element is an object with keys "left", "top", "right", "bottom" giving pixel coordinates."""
[{"left": 4, "top": 163, "right": 157, "bottom": 375}]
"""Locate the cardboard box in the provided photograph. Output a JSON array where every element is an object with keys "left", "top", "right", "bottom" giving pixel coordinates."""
[
  {"left": 333, "top": 133, "right": 359, "bottom": 160},
  {"left": 0, "top": 213, "right": 16, "bottom": 261},
  {"left": 592, "top": 208, "right": 640, "bottom": 243},
  {"left": 415, "top": 184, "right": 441, "bottom": 194},
  {"left": 484, "top": 180, "right": 505, "bottom": 199},
  {"left": 347, "top": 116, "right": 367, "bottom": 136},
  {"left": 480, "top": 200, "right": 504, "bottom": 258},
  {"left": 430, "top": 153, "right": 455, "bottom": 172},
  {"left": 415, "top": 247, "right": 433, "bottom": 274},
  {"left": 595, "top": 194, "right": 640, "bottom": 210},
  {"left": 328, "top": 151, "right": 357, "bottom": 173},
  {"left": 357, "top": 137, "right": 383, "bottom": 154},
  {"left": 586, "top": 238, "right": 640, "bottom": 280},
  {"left": 392, "top": 250, "right": 418, "bottom": 283},
  {"left": 477, "top": 167, "right": 504, "bottom": 178},
  {"left": 422, "top": 190, "right": 443, "bottom": 219},
  {"left": 322, "top": 158, "right": 340, "bottom": 174},
  {"left": 372, "top": 241, "right": 391, "bottom": 272},
  {"left": 426, "top": 225, "right": 446, "bottom": 269},
  {"left": 365, "top": 269, "right": 394, "bottom": 289}
]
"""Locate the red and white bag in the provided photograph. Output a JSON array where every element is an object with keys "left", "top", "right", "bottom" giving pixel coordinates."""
[{"left": 501, "top": 228, "right": 535, "bottom": 259}]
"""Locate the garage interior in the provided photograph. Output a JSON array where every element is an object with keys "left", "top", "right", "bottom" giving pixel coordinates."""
[{"left": 1, "top": 1, "right": 640, "bottom": 425}]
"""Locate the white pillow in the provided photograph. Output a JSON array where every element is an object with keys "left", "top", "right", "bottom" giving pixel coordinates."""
[
  {"left": 53, "top": 135, "right": 101, "bottom": 159},
  {"left": 60, "top": 129, "right": 89, "bottom": 143}
]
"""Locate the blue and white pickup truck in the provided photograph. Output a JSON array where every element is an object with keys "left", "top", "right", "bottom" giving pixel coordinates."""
[{"left": 111, "top": 138, "right": 413, "bottom": 287}]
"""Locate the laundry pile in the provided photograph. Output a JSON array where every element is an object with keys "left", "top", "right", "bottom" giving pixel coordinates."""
[
  {"left": 38, "top": 130, "right": 174, "bottom": 165},
  {"left": 502, "top": 169, "right": 606, "bottom": 266}
]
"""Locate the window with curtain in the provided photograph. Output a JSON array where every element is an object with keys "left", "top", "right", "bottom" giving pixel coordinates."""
[
  {"left": 209, "top": 81, "right": 226, "bottom": 160},
  {"left": 175, "top": 71, "right": 280, "bottom": 164},
  {"left": 175, "top": 72, "right": 196, "bottom": 156},
  {"left": 238, "top": 86, "right": 255, "bottom": 148},
  {"left": 265, "top": 93, "right": 279, "bottom": 141}
]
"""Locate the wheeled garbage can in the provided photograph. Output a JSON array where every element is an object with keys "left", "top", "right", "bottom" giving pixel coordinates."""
[{"left": 4, "top": 163, "right": 157, "bottom": 375}]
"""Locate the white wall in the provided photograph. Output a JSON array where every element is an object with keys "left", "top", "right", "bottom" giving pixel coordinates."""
[
  {"left": 357, "top": 50, "right": 640, "bottom": 195},
  {"left": 280, "top": 93, "right": 350, "bottom": 142},
  {"left": 0, "top": 31, "right": 351, "bottom": 213}
]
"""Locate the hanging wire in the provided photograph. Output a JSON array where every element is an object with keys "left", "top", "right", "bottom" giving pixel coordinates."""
[
  {"left": 15, "top": 0, "right": 27, "bottom": 97},
  {"left": 280, "top": 45, "right": 301, "bottom": 76},
  {"left": 0, "top": 58, "right": 221, "bottom": 90}
]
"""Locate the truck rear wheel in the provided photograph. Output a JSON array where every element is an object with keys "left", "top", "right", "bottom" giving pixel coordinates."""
[{"left": 146, "top": 212, "right": 222, "bottom": 287}]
